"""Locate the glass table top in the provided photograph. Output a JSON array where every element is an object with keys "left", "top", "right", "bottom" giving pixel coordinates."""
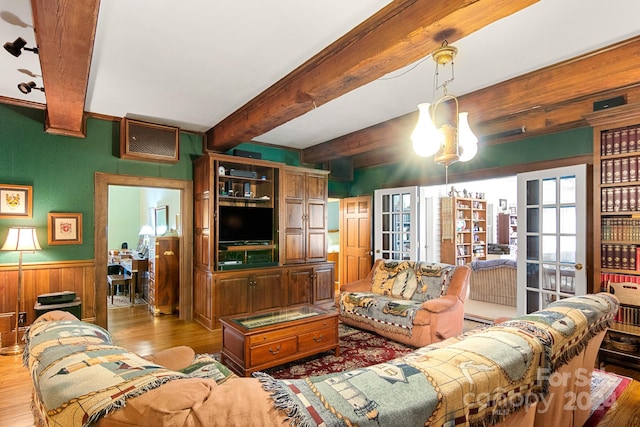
[{"left": 230, "top": 305, "right": 325, "bottom": 329}]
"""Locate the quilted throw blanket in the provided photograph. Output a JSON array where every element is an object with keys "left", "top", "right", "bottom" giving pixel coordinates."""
[
  {"left": 24, "top": 319, "right": 232, "bottom": 427},
  {"left": 258, "top": 293, "right": 618, "bottom": 427},
  {"left": 339, "top": 261, "right": 454, "bottom": 336}
]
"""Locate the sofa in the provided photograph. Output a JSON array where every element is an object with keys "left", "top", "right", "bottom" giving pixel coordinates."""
[
  {"left": 467, "top": 259, "right": 517, "bottom": 307},
  {"left": 26, "top": 293, "right": 618, "bottom": 427},
  {"left": 338, "top": 260, "right": 470, "bottom": 347}
]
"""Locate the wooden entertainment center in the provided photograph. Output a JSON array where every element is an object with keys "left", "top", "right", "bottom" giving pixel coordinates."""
[{"left": 193, "top": 153, "right": 334, "bottom": 329}]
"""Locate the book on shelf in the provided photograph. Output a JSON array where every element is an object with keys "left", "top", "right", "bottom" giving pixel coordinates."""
[{"left": 600, "top": 126, "right": 640, "bottom": 155}]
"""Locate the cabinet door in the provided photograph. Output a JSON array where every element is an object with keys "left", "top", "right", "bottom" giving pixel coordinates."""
[
  {"left": 194, "top": 268, "right": 213, "bottom": 330},
  {"left": 218, "top": 273, "right": 251, "bottom": 318},
  {"left": 283, "top": 170, "right": 307, "bottom": 264},
  {"left": 313, "top": 263, "right": 335, "bottom": 306},
  {"left": 287, "top": 267, "right": 312, "bottom": 305},
  {"left": 306, "top": 173, "right": 328, "bottom": 262},
  {"left": 154, "top": 237, "right": 180, "bottom": 313},
  {"left": 251, "top": 270, "right": 284, "bottom": 312}
]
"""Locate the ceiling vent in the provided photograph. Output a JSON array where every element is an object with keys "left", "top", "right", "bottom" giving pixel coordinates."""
[{"left": 120, "top": 118, "right": 180, "bottom": 163}]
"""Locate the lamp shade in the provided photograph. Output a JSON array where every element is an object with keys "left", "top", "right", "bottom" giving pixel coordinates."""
[
  {"left": 457, "top": 112, "right": 478, "bottom": 162},
  {"left": 411, "top": 103, "right": 441, "bottom": 157},
  {"left": 139, "top": 225, "right": 154, "bottom": 236},
  {"left": 1, "top": 227, "right": 41, "bottom": 251}
]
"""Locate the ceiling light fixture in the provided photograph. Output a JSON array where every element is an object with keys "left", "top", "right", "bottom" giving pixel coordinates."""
[
  {"left": 17, "top": 81, "right": 44, "bottom": 94},
  {"left": 411, "top": 40, "right": 478, "bottom": 186},
  {"left": 3, "top": 37, "right": 38, "bottom": 57}
]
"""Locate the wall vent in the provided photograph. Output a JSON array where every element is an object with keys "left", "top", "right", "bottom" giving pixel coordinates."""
[{"left": 120, "top": 118, "right": 180, "bottom": 163}]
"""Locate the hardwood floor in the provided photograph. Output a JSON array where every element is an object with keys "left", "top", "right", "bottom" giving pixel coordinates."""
[{"left": 1, "top": 305, "right": 638, "bottom": 427}]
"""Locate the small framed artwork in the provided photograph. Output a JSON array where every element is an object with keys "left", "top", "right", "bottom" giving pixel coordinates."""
[
  {"left": 48, "top": 213, "right": 83, "bottom": 245},
  {"left": 499, "top": 199, "right": 508, "bottom": 211},
  {"left": 0, "top": 184, "right": 33, "bottom": 218}
]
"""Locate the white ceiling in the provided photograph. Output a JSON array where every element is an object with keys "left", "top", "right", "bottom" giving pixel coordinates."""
[{"left": 1, "top": 0, "right": 639, "bottom": 150}]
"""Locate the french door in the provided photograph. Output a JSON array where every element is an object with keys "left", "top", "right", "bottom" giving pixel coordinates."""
[
  {"left": 374, "top": 187, "right": 419, "bottom": 260},
  {"left": 516, "top": 165, "right": 587, "bottom": 315}
]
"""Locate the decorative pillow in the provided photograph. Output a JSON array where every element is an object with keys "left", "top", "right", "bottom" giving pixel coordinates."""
[
  {"left": 412, "top": 262, "right": 455, "bottom": 302},
  {"left": 180, "top": 354, "right": 236, "bottom": 384},
  {"left": 370, "top": 261, "right": 416, "bottom": 296}
]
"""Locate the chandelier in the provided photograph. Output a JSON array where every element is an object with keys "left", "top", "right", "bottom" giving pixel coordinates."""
[{"left": 411, "top": 41, "right": 478, "bottom": 171}]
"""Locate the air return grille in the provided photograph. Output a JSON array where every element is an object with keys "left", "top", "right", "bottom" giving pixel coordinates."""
[{"left": 120, "top": 118, "right": 180, "bottom": 163}]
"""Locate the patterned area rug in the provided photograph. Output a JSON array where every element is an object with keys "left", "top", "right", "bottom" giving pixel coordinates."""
[
  {"left": 107, "top": 294, "right": 147, "bottom": 308},
  {"left": 262, "top": 324, "right": 415, "bottom": 379},
  {"left": 584, "top": 369, "right": 632, "bottom": 426}
]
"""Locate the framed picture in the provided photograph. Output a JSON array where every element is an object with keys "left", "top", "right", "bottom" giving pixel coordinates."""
[
  {"left": 499, "top": 199, "right": 508, "bottom": 211},
  {"left": 0, "top": 184, "right": 33, "bottom": 218},
  {"left": 155, "top": 205, "right": 168, "bottom": 236},
  {"left": 48, "top": 213, "right": 83, "bottom": 245}
]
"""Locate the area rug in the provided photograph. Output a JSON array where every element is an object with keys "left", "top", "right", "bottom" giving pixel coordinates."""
[
  {"left": 107, "top": 294, "right": 147, "bottom": 308},
  {"left": 262, "top": 324, "right": 415, "bottom": 379},
  {"left": 584, "top": 369, "right": 632, "bottom": 426}
]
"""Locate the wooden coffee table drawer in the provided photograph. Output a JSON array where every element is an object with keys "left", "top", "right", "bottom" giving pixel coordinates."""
[
  {"left": 298, "top": 326, "right": 337, "bottom": 353},
  {"left": 251, "top": 336, "right": 297, "bottom": 366}
]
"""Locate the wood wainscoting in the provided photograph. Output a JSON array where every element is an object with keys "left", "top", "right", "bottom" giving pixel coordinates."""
[{"left": 0, "top": 260, "right": 96, "bottom": 344}]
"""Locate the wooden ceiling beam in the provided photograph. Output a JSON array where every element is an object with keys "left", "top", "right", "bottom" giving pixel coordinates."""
[
  {"left": 31, "top": 0, "right": 100, "bottom": 137},
  {"left": 206, "top": 0, "right": 539, "bottom": 152},
  {"left": 306, "top": 36, "right": 640, "bottom": 166}
]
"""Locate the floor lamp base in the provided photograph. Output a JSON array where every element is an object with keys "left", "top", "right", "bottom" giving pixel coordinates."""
[{"left": 0, "top": 343, "right": 25, "bottom": 356}]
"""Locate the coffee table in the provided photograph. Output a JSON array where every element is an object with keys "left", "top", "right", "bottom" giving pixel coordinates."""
[{"left": 219, "top": 304, "right": 339, "bottom": 377}]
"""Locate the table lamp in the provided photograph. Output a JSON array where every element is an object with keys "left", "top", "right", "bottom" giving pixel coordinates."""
[{"left": 1, "top": 227, "right": 41, "bottom": 356}]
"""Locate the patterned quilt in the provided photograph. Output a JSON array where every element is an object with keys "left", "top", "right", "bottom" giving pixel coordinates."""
[
  {"left": 258, "top": 293, "right": 618, "bottom": 427},
  {"left": 24, "top": 319, "right": 233, "bottom": 427}
]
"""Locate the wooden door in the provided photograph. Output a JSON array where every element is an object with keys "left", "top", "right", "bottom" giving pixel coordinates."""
[
  {"left": 251, "top": 270, "right": 284, "bottom": 312},
  {"left": 340, "top": 195, "right": 372, "bottom": 286},
  {"left": 287, "top": 267, "right": 312, "bottom": 305},
  {"left": 306, "top": 172, "right": 328, "bottom": 262},
  {"left": 313, "top": 263, "right": 335, "bottom": 306},
  {"left": 217, "top": 272, "right": 251, "bottom": 318},
  {"left": 282, "top": 169, "right": 306, "bottom": 263}
]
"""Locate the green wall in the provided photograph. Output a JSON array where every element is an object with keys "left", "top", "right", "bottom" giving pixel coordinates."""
[
  {"left": 0, "top": 104, "right": 203, "bottom": 263},
  {"left": 350, "top": 127, "right": 594, "bottom": 195}
]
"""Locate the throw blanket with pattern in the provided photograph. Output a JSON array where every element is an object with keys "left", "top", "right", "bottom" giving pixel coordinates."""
[
  {"left": 339, "top": 261, "right": 454, "bottom": 336},
  {"left": 258, "top": 293, "right": 618, "bottom": 427},
  {"left": 24, "top": 319, "right": 233, "bottom": 427}
]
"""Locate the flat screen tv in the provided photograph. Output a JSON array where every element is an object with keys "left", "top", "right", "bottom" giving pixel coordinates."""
[{"left": 219, "top": 206, "right": 273, "bottom": 243}]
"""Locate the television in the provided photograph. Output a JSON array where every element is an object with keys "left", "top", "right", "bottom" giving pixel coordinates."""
[{"left": 219, "top": 206, "right": 273, "bottom": 243}]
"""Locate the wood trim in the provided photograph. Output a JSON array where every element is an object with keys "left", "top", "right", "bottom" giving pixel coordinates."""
[
  {"left": 207, "top": 0, "right": 538, "bottom": 152},
  {"left": 303, "top": 37, "right": 640, "bottom": 167},
  {"left": 31, "top": 0, "right": 100, "bottom": 137},
  {"left": 94, "top": 173, "right": 193, "bottom": 329}
]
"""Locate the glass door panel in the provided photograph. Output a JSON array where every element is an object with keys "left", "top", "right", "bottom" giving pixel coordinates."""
[
  {"left": 517, "top": 165, "right": 587, "bottom": 315},
  {"left": 374, "top": 187, "right": 419, "bottom": 261}
]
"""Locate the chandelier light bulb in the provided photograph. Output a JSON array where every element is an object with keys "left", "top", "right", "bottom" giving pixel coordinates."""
[
  {"left": 411, "top": 103, "right": 441, "bottom": 157},
  {"left": 457, "top": 112, "right": 478, "bottom": 162}
]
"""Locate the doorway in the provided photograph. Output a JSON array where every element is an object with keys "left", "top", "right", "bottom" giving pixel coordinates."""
[{"left": 94, "top": 173, "right": 193, "bottom": 329}]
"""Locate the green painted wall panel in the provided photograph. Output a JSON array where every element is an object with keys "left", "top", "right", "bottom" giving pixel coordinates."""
[
  {"left": 0, "top": 104, "right": 203, "bottom": 263},
  {"left": 351, "top": 127, "right": 593, "bottom": 195}
]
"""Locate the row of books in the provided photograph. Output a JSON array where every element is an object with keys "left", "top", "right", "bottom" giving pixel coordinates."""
[
  {"left": 601, "top": 244, "right": 639, "bottom": 271},
  {"left": 613, "top": 305, "right": 640, "bottom": 326},
  {"left": 601, "top": 157, "right": 640, "bottom": 184},
  {"left": 600, "top": 125, "right": 640, "bottom": 156},
  {"left": 600, "top": 186, "right": 640, "bottom": 212},
  {"left": 601, "top": 217, "right": 640, "bottom": 241}
]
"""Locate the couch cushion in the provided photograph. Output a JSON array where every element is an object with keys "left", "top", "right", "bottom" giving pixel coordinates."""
[
  {"left": 412, "top": 262, "right": 455, "bottom": 302},
  {"left": 370, "top": 261, "right": 417, "bottom": 297}
]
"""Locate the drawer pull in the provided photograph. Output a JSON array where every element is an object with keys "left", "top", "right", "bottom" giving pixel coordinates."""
[
  {"left": 313, "top": 335, "right": 324, "bottom": 343},
  {"left": 268, "top": 345, "right": 281, "bottom": 355},
  {"left": 163, "top": 250, "right": 174, "bottom": 256}
]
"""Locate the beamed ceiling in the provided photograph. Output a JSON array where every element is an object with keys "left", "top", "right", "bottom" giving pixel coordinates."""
[{"left": 2, "top": 0, "right": 640, "bottom": 170}]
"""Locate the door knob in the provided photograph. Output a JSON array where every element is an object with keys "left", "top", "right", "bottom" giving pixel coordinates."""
[{"left": 574, "top": 263, "right": 583, "bottom": 270}]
